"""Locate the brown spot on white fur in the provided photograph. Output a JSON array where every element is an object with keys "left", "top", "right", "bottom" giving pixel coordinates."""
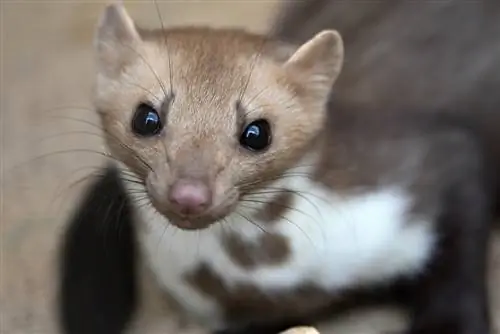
[
  {"left": 221, "top": 232, "right": 290, "bottom": 269},
  {"left": 253, "top": 190, "right": 295, "bottom": 224},
  {"left": 184, "top": 263, "right": 331, "bottom": 328}
]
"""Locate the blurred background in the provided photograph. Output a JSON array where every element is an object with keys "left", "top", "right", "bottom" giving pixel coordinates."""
[{"left": 1, "top": 1, "right": 499, "bottom": 334}]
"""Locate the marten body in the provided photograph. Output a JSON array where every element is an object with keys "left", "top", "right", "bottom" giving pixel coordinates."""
[{"left": 58, "top": 2, "right": 496, "bottom": 334}]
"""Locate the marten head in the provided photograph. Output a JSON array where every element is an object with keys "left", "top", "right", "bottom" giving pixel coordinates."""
[{"left": 92, "top": 2, "right": 344, "bottom": 230}]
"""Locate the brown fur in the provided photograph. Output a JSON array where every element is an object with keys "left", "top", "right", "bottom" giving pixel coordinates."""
[
  {"left": 271, "top": 0, "right": 500, "bottom": 112},
  {"left": 253, "top": 190, "right": 295, "bottom": 224},
  {"left": 221, "top": 232, "right": 291, "bottom": 270},
  {"left": 184, "top": 263, "right": 331, "bottom": 327}
]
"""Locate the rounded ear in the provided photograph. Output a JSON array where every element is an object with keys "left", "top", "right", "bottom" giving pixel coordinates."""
[
  {"left": 283, "top": 30, "right": 344, "bottom": 98},
  {"left": 94, "top": 1, "right": 142, "bottom": 77}
]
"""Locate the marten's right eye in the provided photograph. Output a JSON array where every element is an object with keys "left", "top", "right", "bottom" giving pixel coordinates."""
[{"left": 131, "top": 103, "right": 163, "bottom": 137}]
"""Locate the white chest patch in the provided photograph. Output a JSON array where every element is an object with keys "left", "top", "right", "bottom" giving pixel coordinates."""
[{"left": 124, "top": 169, "right": 436, "bottom": 330}]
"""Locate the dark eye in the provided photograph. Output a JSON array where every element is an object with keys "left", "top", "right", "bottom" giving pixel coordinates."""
[
  {"left": 131, "top": 103, "right": 163, "bottom": 136},
  {"left": 239, "top": 119, "right": 272, "bottom": 152}
]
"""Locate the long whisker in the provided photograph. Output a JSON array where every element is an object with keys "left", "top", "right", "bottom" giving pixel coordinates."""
[
  {"left": 46, "top": 114, "right": 154, "bottom": 173},
  {"left": 242, "top": 85, "right": 269, "bottom": 112},
  {"left": 127, "top": 190, "right": 149, "bottom": 197},
  {"left": 243, "top": 183, "right": 326, "bottom": 226},
  {"left": 156, "top": 222, "right": 171, "bottom": 259},
  {"left": 239, "top": 167, "right": 322, "bottom": 191},
  {"left": 239, "top": 36, "right": 268, "bottom": 103},
  {"left": 101, "top": 200, "right": 118, "bottom": 258},
  {"left": 42, "top": 105, "right": 97, "bottom": 116},
  {"left": 118, "top": 40, "right": 169, "bottom": 98},
  {"left": 44, "top": 115, "right": 103, "bottom": 131},
  {"left": 135, "top": 199, "right": 153, "bottom": 211},
  {"left": 46, "top": 169, "right": 106, "bottom": 217},
  {"left": 153, "top": 0, "right": 173, "bottom": 94},
  {"left": 243, "top": 94, "right": 297, "bottom": 117},
  {"left": 121, "top": 77, "right": 162, "bottom": 104},
  {"left": 240, "top": 198, "right": 318, "bottom": 224},
  {"left": 51, "top": 166, "right": 104, "bottom": 201},
  {"left": 123, "top": 178, "right": 146, "bottom": 187},
  {"left": 118, "top": 169, "right": 144, "bottom": 181},
  {"left": 237, "top": 202, "right": 315, "bottom": 247},
  {"left": 39, "top": 130, "right": 104, "bottom": 145},
  {"left": 251, "top": 187, "right": 330, "bottom": 205},
  {"left": 115, "top": 199, "right": 128, "bottom": 242},
  {"left": 10, "top": 149, "right": 112, "bottom": 171},
  {"left": 233, "top": 210, "right": 268, "bottom": 235}
]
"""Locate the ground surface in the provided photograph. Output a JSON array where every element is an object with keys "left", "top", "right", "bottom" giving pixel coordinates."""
[{"left": 1, "top": 1, "right": 499, "bottom": 334}]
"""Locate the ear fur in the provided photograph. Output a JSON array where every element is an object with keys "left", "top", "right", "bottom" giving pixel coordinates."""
[
  {"left": 284, "top": 30, "right": 344, "bottom": 98},
  {"left": 94, "top": 1, "right": 142, "bottom": 77}
]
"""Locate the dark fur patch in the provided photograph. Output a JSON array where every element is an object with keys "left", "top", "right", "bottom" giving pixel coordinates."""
[
  {"left": 221, "top": 232, "right": 291, "bottom": 269},
  {"left": 58, "top": 165, "right": 138, "bottom": 334},
  {"left": 184, "top": 263, "right": 331, "bottom": 330},
  {"left": 253, "top": 191, "right": 295, "bottom": 224}
]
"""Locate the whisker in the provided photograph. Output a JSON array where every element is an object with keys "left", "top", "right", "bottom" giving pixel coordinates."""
[
  {"left": 123, "top": 180, "right": 146, "bottom": 188},
  {"left": 119, "top": 168, "right": 142, "bottom": 178},
  {"left": 243, "top": 85, "right": 269, "bottom": 110},
  {"left": 118, "top": 39, "right": 168, "bottom": 99},
  {"left": 127, "top": 193, "right": 149, "bottom": 200},
  {"left": 51, "top": 166, "right": 104, "bottom": 200},
  {"left": 101, "top": 200, "right": 117, "bottom": 258},
  {"left": 44, "top": 115, "right": 104, "bottom": 132},
  {"left": 240, "top": 197, "right": 321, "bottom": 227},
  {"left": 10, "top": 149, "right": 113, "bottom": 173},
  {"left": 243, "top": 99, "right": 297, "bottom": 118},
  {"left": 239, "top": 36, "right": 268, "bottom": 103},
  {"left": 115, "top": 199, "right": 128, "bottom": 242},
  {"left": 135, "top": 198, "right": 154, "bottom": 212},
  {"left": 122, "top": 77, "right": 162, "bottom": 104},
  {"left": 156, "top": 221, "right": 171, "bottom": 258},
  {"left": 131, "top": 193, "right": 150, "bottom": 202},
  {"left": 237, "top": 202, "right": 315, "bottom": 247},
  {"left": 233, "top": 210, "right": 268, "bottom": 235},
  {"left": 39, "top": 130, "right": 103, "bottom": 145},
  {"left": 239, "top": 169, "right": 315, "bottom": 188},
  {"left": 43, "top": 115, "right": 154, "bottom": 173},
  {"left": 117, "top": 170, "right": 145, "bottom": 183},
  {"left": 60, "top": 116, "right": 156, "bottom": 173},
  {"left": 252, "top": 187, "right": 330, "bottom": 205},
  {"left": 119, "top": 171, "right": 144, "bottom": 182},
  {"left": 46, "top": 168, "right": 106, "bottom": 217},
  {"left": 122, "top": 179, "right": 145, "bottom": 189},
  {"left": 42, "top": 105, "right": 97, "bottom": 116},
  {"left": 153, "top": 0, "right": 174, "bottom": 94}
]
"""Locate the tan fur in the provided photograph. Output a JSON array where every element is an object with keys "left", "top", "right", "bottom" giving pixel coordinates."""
[{"left": 93, "top": 2, "right": 344, "bottom": 231}]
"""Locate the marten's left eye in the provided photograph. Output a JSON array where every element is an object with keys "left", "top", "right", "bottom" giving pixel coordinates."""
[{"left": 131, "top": 103, "right": 163, "bottom": 137}]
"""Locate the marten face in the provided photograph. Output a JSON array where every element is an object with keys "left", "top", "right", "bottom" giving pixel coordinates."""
[{"left": 93, "top": 3, "right": 343, "bottom": 230}]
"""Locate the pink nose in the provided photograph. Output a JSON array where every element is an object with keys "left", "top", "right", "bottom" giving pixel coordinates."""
[{"left": 168, "top": 179, "right": 212, "bottom": 215}]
